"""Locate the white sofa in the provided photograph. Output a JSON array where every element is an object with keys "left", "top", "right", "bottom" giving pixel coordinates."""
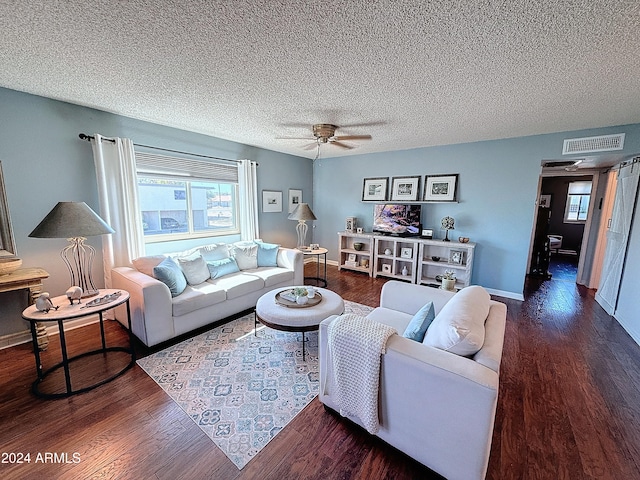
[
  {"left": 112, "top": 242, "right": 303, "bottom": 347},
  {"left": 319, "top": 281, "right": 507, "bottom": 480}
]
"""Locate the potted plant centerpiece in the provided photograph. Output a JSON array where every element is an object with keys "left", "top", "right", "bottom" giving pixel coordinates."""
[
  {"left": 293, "top": 287, "right": 309, "bottom": 305},
  {"left": 441, "top": 270, "right": 456, "bottom": 291}
]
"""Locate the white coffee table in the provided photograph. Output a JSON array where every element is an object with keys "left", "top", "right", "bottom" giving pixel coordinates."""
[{"left": 255, "top": 287, "right": 344, "bottom": 359}]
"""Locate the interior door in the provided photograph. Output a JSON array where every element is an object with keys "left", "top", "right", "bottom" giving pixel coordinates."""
[{"left": 595, "top": 161, "right": 640, "bottom": 314}]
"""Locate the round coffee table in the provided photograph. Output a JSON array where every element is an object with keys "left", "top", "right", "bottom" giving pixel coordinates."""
[{"left": 255, "top": 287, "right": 344, "bottom": 359}]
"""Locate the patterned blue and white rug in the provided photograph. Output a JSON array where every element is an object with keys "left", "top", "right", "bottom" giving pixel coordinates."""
[{"left": 137, "top": 300, "right": 373, "bottom": 469}]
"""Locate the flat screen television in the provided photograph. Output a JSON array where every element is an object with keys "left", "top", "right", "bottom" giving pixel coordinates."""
[{"left": 373, "top": 204, "right": 421, "bottom": 236}]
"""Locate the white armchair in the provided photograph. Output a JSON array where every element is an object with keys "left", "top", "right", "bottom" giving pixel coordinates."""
[{"left": 319, "top": 281, "right": 507, "bottom": 480}]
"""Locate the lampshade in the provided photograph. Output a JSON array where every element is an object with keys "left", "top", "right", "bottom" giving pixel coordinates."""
[
  {"left": 287, "top": 203, "right": 317, "bottom": 221},
  {"left": 29, "top": 202, "right": 114, "bottom": 298},
  {"left": 288, "top": 203, "right": 317, "bottom": 248},
  {"left": 29, "top": 202, "right": 114, "bottom": 238}
]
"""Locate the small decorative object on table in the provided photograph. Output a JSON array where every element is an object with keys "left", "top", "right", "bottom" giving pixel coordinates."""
[
  {"left": 441, "top": 270, "right": 456, "bottom": 291},
  {"left": 353, "top": 242, "right": 364, "bottom": 251},
  {"left": 294, "top": 287, "right": 309, "bottom": 305},
  {"left": 66, "top": 286, "right": 82, "bottom": 305},
  {"left": 35, "top": 292, "right": 59, "bottom": 313},
  {"left": 458, "top": 237, "right": 470, "bottom": 243},
  {"left": 0, "top": 257, "right": 22, "bottom": 276},
  {"left": 431, "top": 256, "right": 441, "bottom": 262},
  {"left": 441, "top": 216, "right": 455, "bottom": 242}
]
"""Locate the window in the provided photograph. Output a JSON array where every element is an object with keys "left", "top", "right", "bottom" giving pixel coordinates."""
[
  {"left": 135, "top": 153, "right": 239, "bottom": 242},
  {"left": 564, "top": 181, "right": 592, "bottom": 223}
]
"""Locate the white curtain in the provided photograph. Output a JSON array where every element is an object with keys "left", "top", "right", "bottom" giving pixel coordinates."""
[
  {"left": 91, "top": 134, "right": 145, "bottom": 288},
  {"left": 238, "top": 159, "right": 259, "bottom": 240}
]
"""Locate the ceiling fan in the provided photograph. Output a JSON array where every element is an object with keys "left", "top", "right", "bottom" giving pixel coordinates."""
[{"left": 277, "top": 123, "right": 373, "bottom": 152}]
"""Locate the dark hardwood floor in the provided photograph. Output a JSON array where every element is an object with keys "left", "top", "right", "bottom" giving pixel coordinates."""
[{"left": 1, "top": 263, "right": 639, "bottom": 479}]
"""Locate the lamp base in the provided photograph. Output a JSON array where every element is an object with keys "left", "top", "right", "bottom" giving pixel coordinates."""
[
  {"left": 62, "top": 237, "right": 100, "bottom": 298},
  {"left": 296, "top": 220, "right": 308, "bottom": 249}
]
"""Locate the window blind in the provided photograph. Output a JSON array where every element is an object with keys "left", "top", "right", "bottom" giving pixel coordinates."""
[{"left": 135, "top": 152, "right": 239, "bottom": 183}]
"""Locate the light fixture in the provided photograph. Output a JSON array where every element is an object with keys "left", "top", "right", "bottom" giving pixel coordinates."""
[
  {"left": 287, "top": 203, "right": 317, "bottom": 249},
  {"left": 29, "top": 202, "right": 114, "bottom": 297}
]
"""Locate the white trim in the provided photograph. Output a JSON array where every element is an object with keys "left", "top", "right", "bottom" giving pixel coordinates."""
[
  {"left": 0, "top": 314, "right": 100, "bottom": 350},
  {"left": 484, "top": 288, "right": 524, "bottom": 301}
]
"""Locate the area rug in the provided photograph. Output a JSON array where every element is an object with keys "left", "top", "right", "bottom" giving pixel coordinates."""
[{"left": 137, "top": 300, "right": 373, "bottom": 469}]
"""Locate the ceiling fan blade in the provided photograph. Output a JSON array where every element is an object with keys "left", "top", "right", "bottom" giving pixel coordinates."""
[
  {"left": 275, "top": 136, "right": 314, "bottom": 140},
  {"left": 330, "top": 141, "right": 354, "bottom": 149},
  {"left": 333, "top": 135, "right": 372, "bottom": 141}
]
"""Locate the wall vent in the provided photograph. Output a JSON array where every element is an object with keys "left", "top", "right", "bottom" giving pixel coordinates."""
[{"left": 562, "top": 133, "right": 625, "bottom": 155}]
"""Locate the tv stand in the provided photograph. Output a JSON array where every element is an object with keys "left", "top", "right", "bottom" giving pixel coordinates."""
[{"left": 338, "top": 232, "right": 476, "bottom": 288}]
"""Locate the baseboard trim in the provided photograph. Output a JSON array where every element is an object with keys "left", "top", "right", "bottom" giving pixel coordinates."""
[
  {"left": 484, "top": 288, "right": 524, "bottom": 301},
  {"left": 0, "top": 314, "right": 100, "bottom": 350}
]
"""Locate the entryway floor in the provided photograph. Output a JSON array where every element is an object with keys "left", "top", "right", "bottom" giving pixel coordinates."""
[{"left": 548, "top": 254, "right": 578, "bottom": 281}]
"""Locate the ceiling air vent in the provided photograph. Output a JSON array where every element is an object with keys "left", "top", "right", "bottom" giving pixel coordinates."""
[{"left": 562, "top": 133, "right": 625, "bottom": 155}]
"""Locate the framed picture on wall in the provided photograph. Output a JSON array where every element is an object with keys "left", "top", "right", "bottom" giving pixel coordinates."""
[
  {"left": 362, "top": 177, "right": 389, "bottom": 201},
  {"left": 424, "top": 174, "right": 458, "bottom": 202},
  {"left": 390, "top": 176, "right": 421, "bottom": 202},
  {"left": 262, "top": 190, "right": 283, "bottom": 213},
  {"left": 539, "top": 194, "right": 551, "bottom": 208},
  {"left": 289, "top": 189, "right": 302, "bottom": 213}
]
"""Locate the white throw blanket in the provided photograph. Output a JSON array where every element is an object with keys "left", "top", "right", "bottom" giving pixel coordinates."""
[{"left": 327, "top": 313, "right": 397, "bottom": 434}]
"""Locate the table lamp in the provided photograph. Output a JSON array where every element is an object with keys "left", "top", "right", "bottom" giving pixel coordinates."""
[
  {"left": 441, "top": 216, "right": 455, "bottom": 242},
  {"left": 29, "top": 202, "right": 114, "bottom": 297},
  {"left": 287, "top": 203, "right": 317, "bottom": 249}
]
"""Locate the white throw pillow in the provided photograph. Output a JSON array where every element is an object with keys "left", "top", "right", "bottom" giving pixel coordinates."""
[
  {"left": 132, "top": 255, "right": 166, "bottom": 277},
  {"left": 176, "top": 253, "right": 210, "bottom": 285},
  {"left": 232, "top": 242, "right": 258, "bottom": 270},
  {"left": 199, "top": 243, "right": 230, "bottom": 262},
  {"left": 423, "top": 285, "right": 490, "bottom": 356}
]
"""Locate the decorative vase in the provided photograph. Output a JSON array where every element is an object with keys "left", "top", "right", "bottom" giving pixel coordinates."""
[
  {"left": 306, "top": 286, "right": 316, "bottom": 298},
  {"left": 296, "top": 295, "right": 309, "bottom": 305},
  {"left": 384, "top": 248, "right": 392, "bottom": 255},
  {"left": 402, "top": 265, "right": 408, "bottom": 276}
]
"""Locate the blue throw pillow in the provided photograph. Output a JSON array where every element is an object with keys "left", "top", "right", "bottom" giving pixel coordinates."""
[
  {"left": 207, "top": 257, "right": 240, "bottom": 279},
  {"left": 153, "top": 257, "right": 187, "bottom": 297},
  {"left": 402, "top": 301, "right": 435, "bottom": 342},
  {"left": 255, "top": 241, "right": 279, "bottom": 267}
]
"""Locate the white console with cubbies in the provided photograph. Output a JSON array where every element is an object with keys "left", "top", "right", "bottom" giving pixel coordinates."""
[
  {"left": 337, "top": 232, "right": 374, "bottom": 275},
  {"left": 338, "top": 231, "right": 475, "bottom": 288}
]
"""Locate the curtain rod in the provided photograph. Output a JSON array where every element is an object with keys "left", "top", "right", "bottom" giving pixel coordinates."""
[{"left": 78, "top": 133, "right": 250, "bottom": 165}]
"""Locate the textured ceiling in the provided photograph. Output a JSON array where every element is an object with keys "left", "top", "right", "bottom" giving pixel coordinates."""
[{"left": 1, "top": 1, "right": 640, "bottom": 160}]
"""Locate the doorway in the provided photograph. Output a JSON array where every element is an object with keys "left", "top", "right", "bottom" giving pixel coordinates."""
[{"left": 529, "top": 174, "right": 594, "bottom": 282}]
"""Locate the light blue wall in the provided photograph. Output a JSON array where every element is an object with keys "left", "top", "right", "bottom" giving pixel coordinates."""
[
  {"left": 313, "top": 124, "right": 640, "bottom": 297},
  {"left": 0, "top": 87, "right": 311, "bottom": 337}
]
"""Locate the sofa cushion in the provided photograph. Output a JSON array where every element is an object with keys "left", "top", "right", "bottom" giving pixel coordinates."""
[
  {"left": 153, "top": 257, "right": 187, "bottom": 297},
  {"left": 255, "top": 241, "right": 280, "bottom": 267},
  {"left": 171, "top": 283, "right": 227, "bottom": 317},
  {"left": 176, "top": 253, "right": 210, "bottom": 285},
  {"left": 199, "top": 243, "right": 230, "bottom": 262},
  {"left": 132, "top": 255, "right": 166, "bottom": 277},
  {"left": 245, "top": 266, "right": 294, "bottom": 287},
  {"left": 402, "top": 301, "right": 435, "bottom": 342},
  {"left": 232, "top": 242, "right": 258, "bottom": 270},
  {"left": 423, "top": 285, "right": 490, "bottom": 356},
  {"left": 210, "top": 272, "right": 264, "bottom": 299},
  {"left": 207, "top": 257, "right": 241, "bottom": 279}
]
